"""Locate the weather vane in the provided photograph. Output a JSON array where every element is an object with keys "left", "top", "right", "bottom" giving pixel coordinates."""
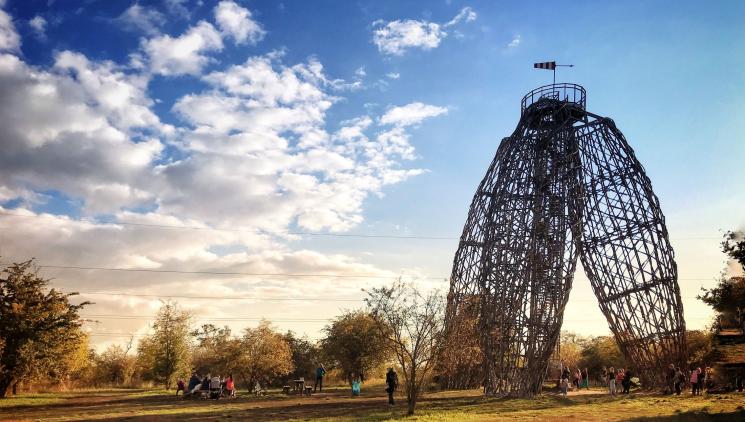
[{"left": 534, "top": 61, "right": 574, "bottom": 84}]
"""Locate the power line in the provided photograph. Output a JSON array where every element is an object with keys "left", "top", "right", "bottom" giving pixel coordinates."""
[
  {"left": 2, "top": 261, "right": 719, "bottom": 282},
  {"left": 18, "top": 263, "right": 440, "bottom": 280},
  {"left": 0, "top": 211, "right": 456, "bottom": 240},
  {"left": 0, "top": 210, "right": 725, "bottom": 241},
  {"left": 70, "top": 291, "right": 363, "bottom": 302},
  {"left": 82, "top": 314, "right": 333, "bottom": 321}
]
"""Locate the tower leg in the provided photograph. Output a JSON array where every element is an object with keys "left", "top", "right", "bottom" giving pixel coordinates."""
[
  {"left": 575, "top": 119, "right": 687, "bottom": 388},
  {"left": 476, "top": 126, "right": 582, "bottom": 396}
]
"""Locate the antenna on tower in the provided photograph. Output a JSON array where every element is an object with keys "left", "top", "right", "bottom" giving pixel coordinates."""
[{"left": 534, "top": 61, "right": 574, "bottom": 85}]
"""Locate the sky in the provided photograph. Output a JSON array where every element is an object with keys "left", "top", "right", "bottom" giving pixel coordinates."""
[{"left": 0, "top": 0, "right": 744, "bottom": 350}]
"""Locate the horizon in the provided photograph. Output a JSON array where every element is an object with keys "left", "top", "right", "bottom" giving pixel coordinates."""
[{"left": 1, "top": 0, "right": 744, "bottom": 351}]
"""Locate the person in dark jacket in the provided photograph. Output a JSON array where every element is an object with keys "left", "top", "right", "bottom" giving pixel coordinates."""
[
  {"left": 665, "top": 363, "right": 676, "bottom": 394},
  {"left": 622, "top": 369, "right": 632, "bottom": 394},
  {"left": 385, "top": 368, "right": 398, "bottom": 406},
  {"left": 187, "top": 372, "right": 201, "bottom": 393},
  {"left": 674, "top": 367, "right": 683, "bottom": 395},
  {"left": 314, "top": 364, "right": 326, "bottom": 393}
]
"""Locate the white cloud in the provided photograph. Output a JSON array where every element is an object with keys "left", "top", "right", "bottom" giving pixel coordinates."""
[
  {"left": 117, "top": 3, "right": 165, "bottom": 36},
  {"left": 507, "top": 34, "right": 521, "bottom": 48},
  {"left": 372, "top": 7, "right": 477, "bottom": 56},
  {"left": 143, "top": 21, "right": 224, "bottom": 76},
  {"left": 444, "top": 7, "right": 477, "bottom": 27},
  {"left": 372, "top": 19, "right": 444, "bottom": 56},
  {"left": 0, "top": 6, "right": 19, "bottom": 52},
  {"left": 380, "top": 102, "right": 448, "bottom": 127},
  {"left": 29, "top": 15, "right": 47, "bottom": 39},
  {"left": 0, "top": 51, "right": 166, "bottom": 212},
  {"left": 164, "top": 0, "right": 190, "bottom": 19},
  {"left": 386, "top": 72, "right": 400, "bottom": 79},
  {"left": 214, "top": 0, "right": 265, "bottom": 45}
]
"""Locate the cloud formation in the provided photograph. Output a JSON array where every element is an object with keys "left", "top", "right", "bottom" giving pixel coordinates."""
[
  {"left": 0, "top": 6, "right": 19, "bottom": 52},
  {"left": 117, "top": 4, "right": 165, "bottom": 36},
  {"left": 0, "top": 4, "right": 447, "bottom": 345},
  {"left": 380, "top": 102, "right": 448, "bottom": 127},
  {"left": 143, "top": 20, "right": 224, "bottom": 76},
  {"left": 372, "top": 7, "right": 477, "bottom": 56},
  {"left": 507, "top": 34, "right": 521, "bottom": 48},
  {"left": 29, "top": 15, "right": 47, "bottom": 39},
  {"left": 214, "top": 0, "right": 265, "bottom": 44}
]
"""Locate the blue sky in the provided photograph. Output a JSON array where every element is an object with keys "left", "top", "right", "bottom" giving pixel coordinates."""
[{"left": 1, "top": 0, "right": 744, "bottom": 347}]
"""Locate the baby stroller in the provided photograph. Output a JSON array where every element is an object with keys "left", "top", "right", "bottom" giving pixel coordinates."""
[{"left": 209, "top": 377, "right": 222, "bottom": 399}]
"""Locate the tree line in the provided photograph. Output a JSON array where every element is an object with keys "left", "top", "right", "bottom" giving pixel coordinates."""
[
  {"left": 1, "top": 230, "right": 741, "bottom": 413},
  {"left": 0, "top": 264, "right": 441, "bottom": 415}
]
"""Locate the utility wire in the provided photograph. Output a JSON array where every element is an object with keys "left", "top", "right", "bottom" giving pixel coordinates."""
[
  {"left": 0, "top": 211, "right": 456, "bottom": 240},
  {"left": 8, "top": 263, "right": 439, "bottom": 280},
  {"left": 67, "top": 291, "right": 701, "bottom": 302},
  {"left": 0, "top": 211, "right": 724, "bottom": 240},
  {"left": 69, "top": 291, "right": 362, "bottom": 302},
  {"left": 1, "top": 261, "right": 719, "bottom": 282}
]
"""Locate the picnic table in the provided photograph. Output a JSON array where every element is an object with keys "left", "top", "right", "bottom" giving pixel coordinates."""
[{"left": 293, "top": 378, "right": 305, "bottom": 393}]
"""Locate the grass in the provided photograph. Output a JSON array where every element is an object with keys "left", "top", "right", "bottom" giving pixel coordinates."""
[{"left": 1, "top": 385, "right": 744, "bottom": 421}]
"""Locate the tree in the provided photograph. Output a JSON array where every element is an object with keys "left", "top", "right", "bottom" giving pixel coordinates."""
[
  {"left": 0, "top": 260, "right": 90, "bottom": 398},
  {"left": 578, "top": 335, "right": 626, "bottom": 382},
  {"left": 686, "top": 330, "right": 714, "bottom": 367},
  {"left": 137, "top": 301, "right": 191, "bottom": 389},
  {"left": 191, "top": 324, "right": 242, "bottom": 377},
  {"left": 698, "top": 231, "right": 745, "bottom": 320},
  {"left": 559, "top": 331, "right": 589, "bottom": 370},
  {"left": 366, "top": 281, "right": 445, "bottom": 416},
  {"left": 320, "top": 311, "right": 390, "bottom": 384},
  {"left": 92, "top": 341, "right": 138, "bottom": 387},
  {"left": 235, "top": 320, "right": 293, "bottom": 389},
  {"left": 283, "top": 331, "right": 319, "bottom": 381}
]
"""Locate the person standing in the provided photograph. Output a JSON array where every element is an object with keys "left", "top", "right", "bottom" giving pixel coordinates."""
[
  {"left": 666, "top": 364, "right": 676, "bottom": 394},
  {"left": 225, "top": 373, "right": 235, "bottom": 398},
  {"left": 622, "top": 368, "right": 632, "bottom": 394},
  {"left": 573, "top": 369, "right": 580, "bottom": 390},
  {"left": 176, "top": 378, "right": 186, "bottom": 396},
  {"left": 385, "top": 368, "right": 398, "bottom": 406},
  {"left": 674, "top": 366, "right": 683, "bottom": 395},
  {"left": 560, "top": 376, "right": 569, "bottom": 396},
  {"left": 608, "top": 366, "right": 616, "bottom": 396},
  {"left": 314, "top": 364, "right": 326, "bottom": 393},
  {"left": 690, "top": 367, "right": 699, "bottom": 395},
  {"left": 582, "top": 368, "right": 589, "bottom": 390}
]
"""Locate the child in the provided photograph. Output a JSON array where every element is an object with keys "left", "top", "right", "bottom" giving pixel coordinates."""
[
  {"left": 561, "top": 376, "right": 568, "bottom": 396},
  {"left": 176, "top": 378, "right": 185, "bottom": 396}
]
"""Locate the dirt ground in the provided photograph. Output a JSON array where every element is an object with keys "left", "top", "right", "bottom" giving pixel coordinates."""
[{"left": 1, "top": 385, "right": 744, "bottom": 421}]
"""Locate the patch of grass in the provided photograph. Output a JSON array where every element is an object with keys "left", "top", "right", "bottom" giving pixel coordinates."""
[{"left": 2, "top": 386, "right": 745, "bottom": 421}]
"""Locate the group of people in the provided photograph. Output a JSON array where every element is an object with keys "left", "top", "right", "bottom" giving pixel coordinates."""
[
  {"left": 176, "top": 372, "right": 236, "bottom": 399},
  {"left": 173, "top": 364, "right": 400, "bottom": 406},
  {"left": 558, "top": 363, "right": 635, "bottom": 397},
  {"left": 665, "top": 364, "right": 711, "bottom": 396},
  {"left": 559, "top": 365, "right": 589, "bottom": 395},
  {"left": 602, "top": 367, "right": 633, "bottom": 395}
]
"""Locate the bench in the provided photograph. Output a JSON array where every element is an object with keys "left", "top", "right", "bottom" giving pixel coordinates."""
[
  {"left": 303, "top": 386, "right": 313, "bottom": 396},
  {"left": 282, "top": 385, "right": 291, "bottom": 394}
]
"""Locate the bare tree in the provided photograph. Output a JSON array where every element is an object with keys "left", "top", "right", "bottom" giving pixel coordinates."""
[{"left": 365, "top": 280, "right": 444, "bottom": 415}]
